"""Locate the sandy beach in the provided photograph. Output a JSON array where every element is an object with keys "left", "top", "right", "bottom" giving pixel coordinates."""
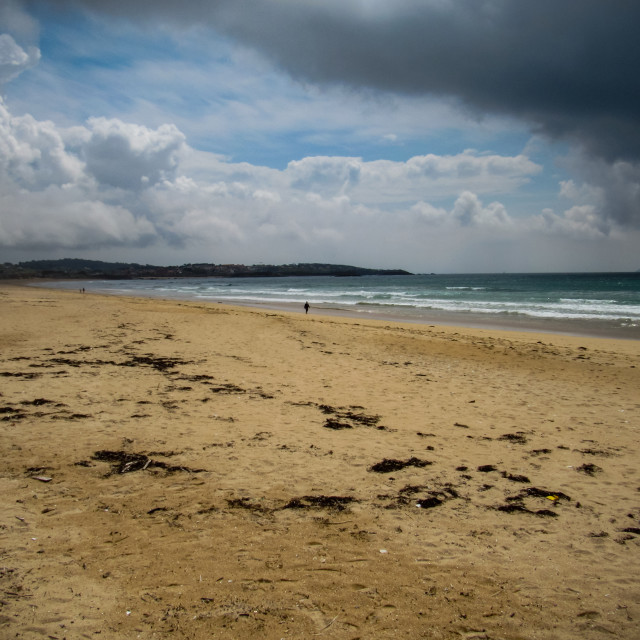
[{"left": 1, "top": 282, "right": 639, "bottom": 639}]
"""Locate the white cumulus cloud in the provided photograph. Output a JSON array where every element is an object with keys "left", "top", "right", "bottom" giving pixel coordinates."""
[
  {"left": 0, "top": 185, "right": 155, "bottom": 249},
  {"left": 83, "top": 118, "right": 186, "bottom": 190},
  {"left": 287, "top": 151, "right": 541, "bottom": 204},
  {"left": 0, "top": 99, "right": 84, "bottom": 188},
  {"left": 1, "top": 94, "right": 637, "bottom": 271}
]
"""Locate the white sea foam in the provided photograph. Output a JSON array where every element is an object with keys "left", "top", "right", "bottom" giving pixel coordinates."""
[
  {"left": 446, "top": 286, "right": 486, "bottom": 291},
  {"left": 36, "top": 272, "right": 640, "bottom": 337}
]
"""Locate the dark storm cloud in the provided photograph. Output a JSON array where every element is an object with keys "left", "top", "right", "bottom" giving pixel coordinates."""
[
  {"left": 235, "top": 1, "right": 640, "bottom": 164},
  {"left": 29, "top": 0, "right": 640, "bottom": 163}
]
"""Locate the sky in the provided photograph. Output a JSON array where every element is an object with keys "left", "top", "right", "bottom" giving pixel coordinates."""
[{"left": 1, "top": 1, "right": 639, "bottom": 273}]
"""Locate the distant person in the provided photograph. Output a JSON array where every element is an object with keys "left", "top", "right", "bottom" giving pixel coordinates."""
[{"left": 304, "top": 301, "right": 310, "bottom": 314}]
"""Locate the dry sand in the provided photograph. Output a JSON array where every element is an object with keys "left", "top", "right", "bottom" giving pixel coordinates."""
[{"left": 0, "top": 283, "right": 639, "bottom": 639}]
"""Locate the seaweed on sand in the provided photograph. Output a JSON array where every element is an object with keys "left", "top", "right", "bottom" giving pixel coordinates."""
[
  {"left": 281, "top": 495, "right": 358, "bottom": 511},
  {"left": 90, "top": 450, "right": 205, "bottom": 475},
  {"left": 369, "top": 457, "right": 432, "bottom": 473}
]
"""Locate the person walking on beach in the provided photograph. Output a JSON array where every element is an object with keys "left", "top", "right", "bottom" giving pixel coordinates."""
[{"left": 304, "top": 301, "right": 310, "bottom": 314}]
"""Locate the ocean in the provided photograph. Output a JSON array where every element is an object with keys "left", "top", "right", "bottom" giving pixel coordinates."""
[{"left": 40, "top": 272, "right": 640, "bottom": 339}]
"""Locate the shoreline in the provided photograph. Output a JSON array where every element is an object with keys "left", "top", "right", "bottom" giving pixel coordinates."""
[
  {"left": 226, "top": 298, "right": 640, "bottom": 340},
  {"left": 27, "top": 279, "right": 640, "bottom": 341}
]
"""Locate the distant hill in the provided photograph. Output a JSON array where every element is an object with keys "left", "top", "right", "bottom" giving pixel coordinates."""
[{"left": 1, "top": 259, "right": 412, "bottom": 279}]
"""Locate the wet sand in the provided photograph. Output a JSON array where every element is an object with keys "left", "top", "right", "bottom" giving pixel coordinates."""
[
  {"left": 220, "top": 298, "right": 640, "bottom": 341},
  {"left": 1, "top": 283, "right": 639, "bottom": 639},
  {"left": 36, "top": 279, "right": 640, "bottom": 340}
]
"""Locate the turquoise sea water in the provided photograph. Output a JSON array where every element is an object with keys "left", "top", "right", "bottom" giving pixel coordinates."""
[{"left": 41, "top": 272, "right": 640, "bottom": 339}]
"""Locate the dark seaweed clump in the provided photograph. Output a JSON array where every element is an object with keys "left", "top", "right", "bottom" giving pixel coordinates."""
[
  {"left": 477, "top": 464, "right": 497, "bottom": 473},
  {"left": 502, "top": 471, "right": 531, "bottom": 483},
  {"left": 369, "top": 457, "right": 432, "bottom": 473},
  {"left": 90, "top": 450, "right": 205, "bottom": 475},
  {"left": 323, "top": 418, "right": 353, "bottom": 430},
  {"left": 282, "top": 495, "right": 357, "bottom": 511},
  {"left": 497, "top": 504, "right": 559, "bottom": 518},
  {"left": 577, "top": 463, "right": 602, "bottom": 475},
  {"left": 319, "top": 404, "right": 381, "bottom": 428},
  {"left": 498, "top": 433, "right": 528, "bottom": 444},
  {"left": 522, "top": 487, "right": 571, "bottom": 501},
  {"left": 416, "top": 497, "right": 443, "bottom": 509}
]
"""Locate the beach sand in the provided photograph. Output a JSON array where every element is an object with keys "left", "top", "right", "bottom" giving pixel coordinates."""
[{"left": 1, "top": 283, "right": 639, "bottom": 639}]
